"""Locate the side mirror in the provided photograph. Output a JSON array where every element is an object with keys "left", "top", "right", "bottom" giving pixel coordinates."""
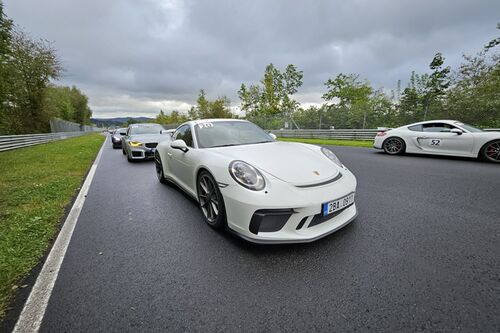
[
  {"left": 450, "top": 128, "right": 463, "bottom": 135},
  {"left": 171, "top": 139, "right": 189, "bottom": 152},
  {"left": 119, "top": 132, "right": 127, "bottom": 136},
  {"left": 269, "top": 133, "right": 277, "bottom": 140}
]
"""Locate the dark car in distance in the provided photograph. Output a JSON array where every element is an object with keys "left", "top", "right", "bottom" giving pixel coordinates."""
[{"left": 111, "top": 128, "right": 127, "bottom": 149}]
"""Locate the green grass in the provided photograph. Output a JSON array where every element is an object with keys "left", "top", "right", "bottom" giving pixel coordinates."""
[
  {"left": 278, "top": 137, "right": 373, "bottom": 148},
  {"left": 0, "top": 133, "right": 104, "bottom": 320}
]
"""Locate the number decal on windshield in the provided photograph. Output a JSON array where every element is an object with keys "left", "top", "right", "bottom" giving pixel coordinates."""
[
  {"left": 198, "top": 123, "right": 214, "bottom": 129},
  {"left": 431, "top": 139, "right": 441, "bottom": 146}
]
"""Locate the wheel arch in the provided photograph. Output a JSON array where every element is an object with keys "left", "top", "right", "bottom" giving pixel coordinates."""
[{"left": 478, "top": 138, "right": 500, "bottom": 159}]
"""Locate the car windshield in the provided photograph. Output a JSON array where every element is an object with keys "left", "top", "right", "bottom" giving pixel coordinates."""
[
  {"left": 454, "top": 122, "right": 483, "bottom": 133},
  {"left": 194, "top": 121, "right": 273, "bottom": 148},
  {"left": 129, "top": 124, "right": 164, "bottom": 135}
]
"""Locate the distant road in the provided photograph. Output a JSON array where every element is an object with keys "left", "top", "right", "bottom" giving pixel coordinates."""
[{"left": 32, "top": 140, "right": 500, "bottom": 332}]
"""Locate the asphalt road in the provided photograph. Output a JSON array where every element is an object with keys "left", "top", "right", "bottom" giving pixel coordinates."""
[{"left": 37, "top": 137, "right": 499, "bottom": 332}]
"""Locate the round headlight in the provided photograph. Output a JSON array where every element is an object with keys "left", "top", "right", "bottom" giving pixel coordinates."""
[
  {"left": 228, "top": 160, "right": 265, "bottom": 191},
  {"left": 321, "top": 147, "right": 343, "bottom": 168}
]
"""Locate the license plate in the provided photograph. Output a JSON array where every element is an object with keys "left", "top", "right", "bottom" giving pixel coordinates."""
[{"left": 322, "top": 193, "right": 355, "bottom": 217}]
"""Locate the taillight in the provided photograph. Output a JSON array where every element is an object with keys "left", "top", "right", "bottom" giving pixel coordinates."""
[{"left": 376, "top": 132, "right": 387, "bottom": 137}]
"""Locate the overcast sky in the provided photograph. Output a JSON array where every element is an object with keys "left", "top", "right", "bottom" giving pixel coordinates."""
[{"left": 5, "top": 0, "right": 500, "bottom": 118}]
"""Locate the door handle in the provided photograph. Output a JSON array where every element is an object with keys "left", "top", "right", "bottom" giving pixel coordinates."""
[
  {"left": 167, "top": 153, "right": 172, "bottom": 157},
  {"left": 418, "top": 136, "right": 429, "bottom": 139}
]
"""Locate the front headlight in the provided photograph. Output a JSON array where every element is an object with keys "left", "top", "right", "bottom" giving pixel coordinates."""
[
  {"left": 228, "top": 160, "right": 265, "bottom": 191},
  {"left": 321, "top": 147, "right": 343, "bottom": 168},
  {"left": 129, "top": 141, "right": 143, "bottom": 147}
]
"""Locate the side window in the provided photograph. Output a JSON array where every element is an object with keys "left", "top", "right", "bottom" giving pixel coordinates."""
[
  {"left": 422, "top": 123, "right": 455, "bottom": 133},
  {"left": 173, "top": 125, "right": 193, "bottom": 147},
  {"left": 408, "top": 125, "right": 423, "bottom": 132},
  {"left": 183, "top": 126, "right": 193, "bottom": 147}
]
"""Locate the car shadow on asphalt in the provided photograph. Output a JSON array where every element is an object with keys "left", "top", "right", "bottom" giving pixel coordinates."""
[{"left": 373, "top": 150, "right": 493, "bottom": 164}]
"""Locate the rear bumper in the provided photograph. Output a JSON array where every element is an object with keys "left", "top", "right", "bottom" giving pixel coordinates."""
[{"left": 373, "top": 136, "right": 384, "bottom": 149}]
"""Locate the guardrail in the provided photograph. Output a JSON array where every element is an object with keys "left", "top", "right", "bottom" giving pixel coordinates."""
[
  {"left": 0, "top": 132, "right": 91, "bottom": 152},
  {"left": 271, "top": 129, "right": 379, "bottom": 140},
  {"left": 271, "top": 128, "right": 500, "bottom": 141}
]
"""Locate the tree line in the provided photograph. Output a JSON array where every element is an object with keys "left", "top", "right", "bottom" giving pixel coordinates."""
[
  {"left": 157, "top": 24, "right": 499, "bottom": 130},
  {"left": 0, "top": 3, "right": 92, "bottom": 134}
]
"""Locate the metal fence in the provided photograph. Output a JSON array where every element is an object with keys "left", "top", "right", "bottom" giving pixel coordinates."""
[
  {"left": 50, "top": 118, "right": 100, "bottom": 133},
  {"left": 0, "top": 132, "right": 92, "bottom": 152},
  {"left": 271, "top": 129, "right": 379, "bottom": 140},
  {"left": 271, "top": 128, "right": 500, "bottom": 141}
]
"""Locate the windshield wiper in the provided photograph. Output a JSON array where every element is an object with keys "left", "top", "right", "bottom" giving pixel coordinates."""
[
  {"left": 210, "top": 143, "right": 240, "bottom": 148},
  {"left": 210, "top": 141, "right": 272, "bottom": 148}
]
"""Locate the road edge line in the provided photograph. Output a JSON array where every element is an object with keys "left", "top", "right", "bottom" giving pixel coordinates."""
[{"left": 12, "top": 136, "right": 107, "bottom": 333}]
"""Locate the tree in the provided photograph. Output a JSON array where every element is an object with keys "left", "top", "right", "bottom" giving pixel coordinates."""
[
  {"left": 1, "top": 30, "right": 62, "bottom": 133},
  {"left": 238, "top": 63, "right": 303, "bottom": 119},
  {"left": 188, "top": 89, "right": 234, "bottom": 120},
  {"left": 322, "top": 73, "right": 373, "bottom": 128},
  {"left": 156, "top": 109, "right": 188, "bottom": 124}
]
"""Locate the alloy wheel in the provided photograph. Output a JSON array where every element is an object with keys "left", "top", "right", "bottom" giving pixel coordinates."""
[
  {"left": 154, "top": 152, "right": 166, "bottom": 183},
  {"left": 198, "top": 174, "right": 219, "bottom": 223},
  {"left": 484, "top": 141, "right": 500, "bottom": 162},
  {"left": 384, "top": 138, "right": 403, "bottom": 154}
]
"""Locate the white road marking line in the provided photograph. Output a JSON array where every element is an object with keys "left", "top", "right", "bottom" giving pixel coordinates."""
[{"left": 13, "top": 136, "right": 107, "bottom": 333}]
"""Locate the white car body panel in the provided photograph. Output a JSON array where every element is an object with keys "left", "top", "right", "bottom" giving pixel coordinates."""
[
  {"left": 156, "top": 119, "right": 358, "bottom": 243},
  {"left": 374, "top": 120, "right": 500, "bottom": 159}
]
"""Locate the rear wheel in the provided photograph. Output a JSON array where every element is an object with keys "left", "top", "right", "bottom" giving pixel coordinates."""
[
  {"left": 383, "top": 137, "right": 405, "bottom": 155},
  {"left": 482, "top": 140, "right": 500, "bottom": 163},
  {"left": 154, "top": 151, "right": 167, "bottom": 183},
  {"left": 197, "top": 171, "right": 226, "bottom": 229}
]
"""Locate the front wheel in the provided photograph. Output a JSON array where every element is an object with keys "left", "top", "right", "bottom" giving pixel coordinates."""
[
  {"left": 383, "top": 137, "right": 405, "bottom": 155},
  {"left": 482, "top": 140, "right": 500, "bottom": 163},
  {"left": 197, "top": 171, "right": 226, "bottom": 229},
  {"left": 154, "top": 151, "right": 167, "bottom": 183}
]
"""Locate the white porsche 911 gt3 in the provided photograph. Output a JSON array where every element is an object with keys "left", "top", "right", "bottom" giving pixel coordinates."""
[
  {"left": 374, "top": 120, "right": 500, "bottom": 163},
  {"left": 155, "top": 119, "right": 358, "bottom": 243}
]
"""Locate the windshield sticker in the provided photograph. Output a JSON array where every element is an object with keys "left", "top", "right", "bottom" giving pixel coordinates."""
[{"left": 198, "top": 123, "right": 214, "bottom": 129}]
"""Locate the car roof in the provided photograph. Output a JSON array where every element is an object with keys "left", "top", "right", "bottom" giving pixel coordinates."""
[
  {"left": 180, "top": 119, "right": 247, "bottom": 127},
  {"left": 405, "top": 120, "right": 460, "bottom": 127},
  {"left": 129, "top": 123, "right": 163, "bottom": 127}
]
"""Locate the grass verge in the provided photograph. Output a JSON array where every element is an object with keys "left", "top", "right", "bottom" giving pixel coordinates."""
[
  {"left": 278, "top": 137, "right": 373, "bottom": 148},
  {"left": 0, "top": 133, "right": 104, "bottom": 320}
]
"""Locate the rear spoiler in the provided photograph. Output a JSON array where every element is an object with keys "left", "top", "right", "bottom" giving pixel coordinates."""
[{"left": 377, "top": 127, "right": 391, "bottom": 132}]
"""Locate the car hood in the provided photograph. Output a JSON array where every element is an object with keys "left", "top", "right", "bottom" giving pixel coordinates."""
[
  {"left": 128, "top": 134, "right": 170, "bottom": 143},
  {"left": 214, "top": 141, "right": 340, "bottom": 186}
]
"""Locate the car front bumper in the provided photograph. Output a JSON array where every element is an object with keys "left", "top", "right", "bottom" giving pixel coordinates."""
[
  {"left": 128, "top": 145, "right": 157, "bottom": 159},
  {"left": 220, "top": 168, "right": 358, "bottom": 243}
]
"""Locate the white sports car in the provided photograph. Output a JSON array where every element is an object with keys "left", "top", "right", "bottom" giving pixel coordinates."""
[
  {"left": 374, "top": 120, "right": 500, "bottom": 163},
  {"left": 155, "top": 119, "right": 358, "bottom": 243}
]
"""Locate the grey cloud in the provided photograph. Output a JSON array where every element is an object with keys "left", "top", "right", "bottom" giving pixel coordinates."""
[{"left": 5, "top": 0, "right": 500, "bottom": 117}]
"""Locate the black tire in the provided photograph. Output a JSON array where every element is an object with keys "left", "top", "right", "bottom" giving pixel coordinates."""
[
  {"left": 383, "top": 137, "right": 406, "bottom": 155},
  {"left": 197, "top": 171, "right": 226, "bottom": 229},
  {"left": 481, "top": 140, "right": 500, "bottom": 163},
  {"left": 154, "top": 151, "right": 167, "bottom": 184}
]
